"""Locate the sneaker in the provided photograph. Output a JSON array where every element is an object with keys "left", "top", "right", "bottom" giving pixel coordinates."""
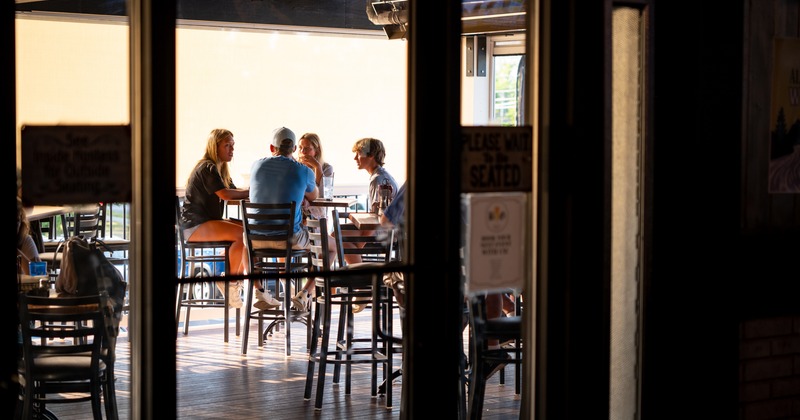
[
  {"left": 351, "top": 302, "right": 367, "bottom": 313},
  {"left": 227, "top": 283, "right": 243, "bottom": 309},
  {"left": 254, "top": 289, "right": 281, "bottom": 310},
  {"left": 291, "top": 290, "right": 309, "bottom": 311}
]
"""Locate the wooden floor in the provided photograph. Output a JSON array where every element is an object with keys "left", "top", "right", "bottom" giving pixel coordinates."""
[{"left": 43, "top": 305, "right": 522, "bottom": 419}]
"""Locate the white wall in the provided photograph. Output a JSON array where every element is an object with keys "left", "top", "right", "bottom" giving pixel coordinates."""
[{"left": 16, "top": 15, "right": 408, "bottom": 196}]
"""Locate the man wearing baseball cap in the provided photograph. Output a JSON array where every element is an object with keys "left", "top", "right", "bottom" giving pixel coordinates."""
[{"left": 248, "top": 127, "right": 336, "bottom": 310}]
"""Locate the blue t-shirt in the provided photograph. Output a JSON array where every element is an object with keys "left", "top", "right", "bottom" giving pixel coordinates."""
[{"left": 249, "top": 155, "right": 316, "bottom": 233}]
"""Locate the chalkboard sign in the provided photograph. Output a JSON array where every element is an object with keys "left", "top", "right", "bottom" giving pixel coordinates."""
[
  {"left": 461, "top": 126, "right": 533, "bottom": 193},
  {"left": 21, "top": 125, "right": 132, "bottom": 206}
]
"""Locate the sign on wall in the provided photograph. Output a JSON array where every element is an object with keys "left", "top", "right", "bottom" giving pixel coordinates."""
[
  {"left": 21, "top": 125, "right": 132, "bottom": 205},
  {"left": 768, "top": 37, "right": 800, "bottom": 193},
  {"left": 461, "top": 126, "right": 533, "bottom": 193}
]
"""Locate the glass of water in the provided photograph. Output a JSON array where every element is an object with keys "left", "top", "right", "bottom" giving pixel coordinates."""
[{"left": 323, "top": 174, "right": 334, "bottom": 199}]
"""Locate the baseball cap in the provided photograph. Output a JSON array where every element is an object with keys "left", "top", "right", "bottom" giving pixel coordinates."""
[{"left": 272, "top": 127, "right": 296, "bottom": 148}]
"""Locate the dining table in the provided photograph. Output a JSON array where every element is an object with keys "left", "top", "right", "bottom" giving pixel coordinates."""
[
  {"left": 25, "top": 205, "right": 68, "bottom": 222},
  {"left": 310, "top": 197, "right": 358, "bottom": 209}
]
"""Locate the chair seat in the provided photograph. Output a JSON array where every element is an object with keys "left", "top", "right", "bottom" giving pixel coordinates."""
[
  {"left": 27, "top": 355, "right": 106, "bottom": 379},
  {"left": 304, "top": 212, "right": 400, "bottom": 411},
  {"left": 97, "top": 236, "right": 130, "bottom": 249},
  {"left": 484, "top": 315, "right": 522, "bottom": 339}
]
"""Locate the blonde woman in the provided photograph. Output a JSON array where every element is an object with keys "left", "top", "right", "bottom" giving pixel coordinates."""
[
  {"left": 180, "top": 128, "right": 279, "bottom": 309},
  {"left": 296, "top": 132, "right": 334, "bottom": 220}
]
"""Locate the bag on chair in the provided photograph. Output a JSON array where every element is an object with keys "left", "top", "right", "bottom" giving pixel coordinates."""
[{"left": 56, "top": 236, "right": 128, "bottom": 327}]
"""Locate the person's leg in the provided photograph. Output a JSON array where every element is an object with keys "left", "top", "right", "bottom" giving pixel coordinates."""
[
  {"left": 485, "top": 293, "right": 503, "bottom": 349},
  {"left": 337, "top": 229, "right": 374, "bottom": 264},
  {"left": 187, "top": 219, "right": 246, "bottom": 307},
  {"left": 502, "top": 293, "right": 516, "bottom": 316},
  {"left": 187, "top": 219, "right": 246, "bottom": 275},
  {"left": 482, "top": 292, "right": 510, "bottom": 380}
]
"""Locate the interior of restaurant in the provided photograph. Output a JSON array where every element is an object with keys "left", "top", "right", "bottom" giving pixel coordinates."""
[
  {"left": 5, "top": 1, "right": 800, "bottom": 420},
  {"left": 10, "top": 1, "right": 535, "bottom": 418}
]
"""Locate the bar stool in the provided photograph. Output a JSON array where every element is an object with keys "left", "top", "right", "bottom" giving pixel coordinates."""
[
  {"left": 240, "top": 200, "right": 311, "bottom": 356},
  {"left": 466, "top": 292, "right": 523, "bottom": 419},
  {"left": 175, "top": 196, "right": 240, "bottom": 342},
  {"left": 304, "top": 214, "right": 400, "bottom": 411}
]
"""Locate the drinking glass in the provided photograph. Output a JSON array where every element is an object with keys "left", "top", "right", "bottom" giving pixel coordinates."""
[{"left": 323, "top": 175, "right": 334, "bottom": 199}]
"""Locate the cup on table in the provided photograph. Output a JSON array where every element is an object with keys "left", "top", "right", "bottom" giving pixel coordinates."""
[
  {"left": 29, "top": 261, "right": 47, "bottom": 277},
  {"left": 322, "top": 175, "right": 334, "bottom": 200}
]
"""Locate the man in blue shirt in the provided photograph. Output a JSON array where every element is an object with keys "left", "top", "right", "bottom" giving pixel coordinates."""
[{"left": 249, "top": 126, "right": 335, "bottom": 310}]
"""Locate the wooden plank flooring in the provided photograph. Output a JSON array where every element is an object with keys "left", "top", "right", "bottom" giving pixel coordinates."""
[{"left": 43, "top": 306, "right": 522, "bottom": 419}]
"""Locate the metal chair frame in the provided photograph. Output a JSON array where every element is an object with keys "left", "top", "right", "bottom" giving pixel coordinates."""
[
  {"left": 240, "top": 200, "right": 311, "bottom": 356},
  {"left": 175, "top": 196, "right": 240, "bottom": 342},
  {"left": 17, "top": 292, "right": 119, "bottom": 420}
]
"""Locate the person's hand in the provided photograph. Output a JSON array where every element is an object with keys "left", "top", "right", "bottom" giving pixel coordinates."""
[
  {"left": 298, "top": 155, "right": 323, "bottom": 184},
  {"left": 298, "top": 155, "right": 321, "bottom": 171}
]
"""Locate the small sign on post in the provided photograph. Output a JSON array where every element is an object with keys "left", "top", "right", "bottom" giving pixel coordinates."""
[{"left": 21, "top": 125, "right": 132, "bottom": 205}]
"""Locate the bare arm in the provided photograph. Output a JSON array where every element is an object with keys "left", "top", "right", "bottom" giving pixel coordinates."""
[
  {"left": 214, "top": 188, "right": 249, "bottom": 201},
  {"left": 304, "top": 185, "right": 319, "bottom": 202},
  {"left": 298, "top": 155, "right": 324, "bottom": 186}
]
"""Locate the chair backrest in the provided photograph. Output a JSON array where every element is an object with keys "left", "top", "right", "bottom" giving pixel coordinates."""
[
  {"left": 241, "top": 200, "right": 309, "bottom": 275},
  {"left": 97, "top": 202, "right": 130, "bottom": 241},
  {"left": 65, "top": 204, "right": 103, "bottom": 239},
  {"left": 306, "top": 216, "right": 331, "bottom": 274},
  {"left": 175, "top": 195, "right": 188, "bottom": 248},
  {"left": 331, "top": 209, "right": 393, "bottom": 267},
  {"left": 17, "top": 292, "right": 109, "bottom": 414}
]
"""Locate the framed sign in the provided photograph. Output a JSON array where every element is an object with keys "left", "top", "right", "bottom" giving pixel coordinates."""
[
  {"left": 463, "top": 192, "right": 527, "bottom": 295},
  {"left": 461, "top": 126, "right": 533, "bottom": 193},
  {"left": 21, "top": 125, "right": 132, "bottom": 205},
  {"left": 768, "top": 37, "right": 800, "bottom": 193}
]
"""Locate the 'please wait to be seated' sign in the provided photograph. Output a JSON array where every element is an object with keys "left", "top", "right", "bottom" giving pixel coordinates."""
[{"left": 461, "top": 126, "right": 533, "bottom": 193}]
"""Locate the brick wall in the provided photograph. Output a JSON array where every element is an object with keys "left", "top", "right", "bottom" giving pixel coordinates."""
[{"left": 740, "top": 316, "right": 800, "bottom": 420}]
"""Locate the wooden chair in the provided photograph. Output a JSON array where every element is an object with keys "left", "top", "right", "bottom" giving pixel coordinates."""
[
  {"left": 240, "top": 200, "right": 311, "bottom": 356},
  {"left": 17, "top": 292, "right": 119, "bottom": 420},
  {"left": 174, "top": 196, "right": 239, "bottom": 342}
]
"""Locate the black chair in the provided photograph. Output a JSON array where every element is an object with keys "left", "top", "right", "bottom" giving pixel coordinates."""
[
  {"left": 17, "top": 292, "right": 118, "bottom": 420},
  {"left": 35, "top": 214, "right": 69, "bottom": 274},
  {"left": 96, "top": 202, "right": 131, "bottom": 281},
  {"left": 174, "top": 196, "right": 240, "bottom": 343},
  {"left": 305, "top": 211, "right": 400, "bottom": 410},
  {"left": 240, "top": 200, "right": 311, "bottom": 356},
  {"left": 466, "top": 292, "right": 523, "bottom": 419},
  {"left": 304, "top": 215, "right": 401, "bottom": 410},
  {"left": 39, "top": 204, "right": 129, "bottom": 280}
]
